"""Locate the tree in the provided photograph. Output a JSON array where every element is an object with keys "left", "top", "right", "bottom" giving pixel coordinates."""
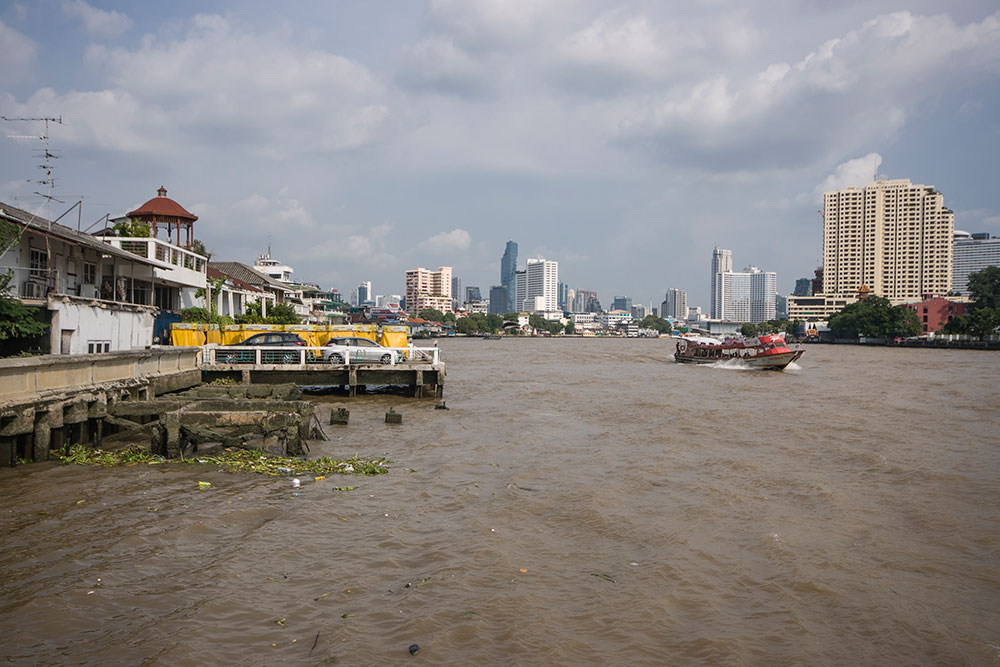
[
  {"left": 564, "top": 321, "right": 575, "bottom": 335},
  {"left": 111, "top": 217, "right": 150, "bottom": 237},
  {"left": 418, "top": 308, "right": 446, "bottom": 322},
  {"left": 0, "top": 271, "right": 49, "bottom": 352},
  {"left": 638, "top": 315, "right": 671, "bottom": 333},
  {"left": 740, "top": 322, "right": 758, "bottom": 337},
  {"left": 968, "top": 266, "right": 1000, "bottom": 310},
  {"left": 191, "top": 239, "right": 212, "bottom": 260},
  {"left": 528, "top": 313, "right": 564, "bottom": 335},
  {"left": 235, "top": 300, "right": 265, "bottom": 324},
  {"left": 265, "top": 303, "right": 300, "bottom": 324},
  {"left": 829, "top": 296, "right": 921, "bottom": 339}
]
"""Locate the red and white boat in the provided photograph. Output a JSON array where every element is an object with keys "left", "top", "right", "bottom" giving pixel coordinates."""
[{"left": 674, "top": 333, "right": 804, "bottom": 370}]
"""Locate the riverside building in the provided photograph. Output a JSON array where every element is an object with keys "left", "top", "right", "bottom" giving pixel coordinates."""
[
  {"left": 952, "top": 231, "right": 1000, "bottom": 296},
  {"left": 710, "top": 247, "right": 733, "bottom": 319},
  {"left": 822, "top": 179, "right": 953, "bottom": 303},
  {"left": 404, "top": 266, "right": 453, "bottom": 316}
]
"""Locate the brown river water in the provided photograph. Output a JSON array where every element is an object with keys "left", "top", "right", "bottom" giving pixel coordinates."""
[{"left": 1, "top": 338, "right": 999, "bottom": 666}]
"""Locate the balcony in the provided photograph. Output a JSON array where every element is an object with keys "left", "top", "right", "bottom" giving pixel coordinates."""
[{"left": 96, "top": 236, "right": 207, "bottom": 289}]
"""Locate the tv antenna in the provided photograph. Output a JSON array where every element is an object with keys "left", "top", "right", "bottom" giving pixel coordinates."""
[{"left": 3, "top": 115, "right": 64, "bottom": 219}]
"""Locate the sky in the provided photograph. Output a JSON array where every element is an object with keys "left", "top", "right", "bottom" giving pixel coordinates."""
[{"left": 2, "top": 0, "right": 999, "bottom": 310}]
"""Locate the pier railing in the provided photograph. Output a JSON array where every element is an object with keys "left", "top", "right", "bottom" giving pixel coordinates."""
[{"left": 202, "top": 345, "right": 442, "bottom": 368}]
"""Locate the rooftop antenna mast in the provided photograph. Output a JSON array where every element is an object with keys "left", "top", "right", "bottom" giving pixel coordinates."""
[{"left": 2, "top": 115, "right": 64, "bottom": 223}]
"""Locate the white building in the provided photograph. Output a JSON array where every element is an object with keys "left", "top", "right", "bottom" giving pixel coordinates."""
[
  {"left": 524, "top": 258, "right": 558, "bottom": 313},
  {"left": 714, "top": 266, "right": 776, "bottom": 323},
  {"left": 952, "top": 231, "right": 1000, "bottom": 296},
  {"left": 599, "top": 310, "right": 633, "bottom": 330},
  {"left": 710, "top": 247, "right": 732, "bottom": 319},
  {"left": 1, "top": 200, "right": 207, "bottom": 354},
  {"left": 823, "top": 179, "right": 953, "bottom": 302},
  {"left": 254, "top": 251, "right": 294, "bottom": 283}
]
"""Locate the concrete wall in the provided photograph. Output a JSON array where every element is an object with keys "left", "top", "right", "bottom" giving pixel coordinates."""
[
  {"left": 0, "top": 346, "right": 201, "bottom": 403},
  {"left": 48, "top": 294, "right": 156, "bottom": 354}
]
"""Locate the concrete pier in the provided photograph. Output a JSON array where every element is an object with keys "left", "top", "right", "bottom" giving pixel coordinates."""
[{"left": 201, "top": 363, "right": 445, "bottom": 398}]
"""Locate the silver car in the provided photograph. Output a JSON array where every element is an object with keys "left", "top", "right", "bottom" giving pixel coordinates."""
[{"left": 322, "top": 336, "right": 402, "bottom": 365}]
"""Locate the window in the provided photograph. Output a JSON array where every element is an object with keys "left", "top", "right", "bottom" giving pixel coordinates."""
[
  {"left": 30, "top": 248, "right": 48, "bottom": 277},
  {"left": 87, "top": 340, "right": 111, "bottom": 353},
  {"left": 83, "top": 262, "right": 96, "bottom": 285}
]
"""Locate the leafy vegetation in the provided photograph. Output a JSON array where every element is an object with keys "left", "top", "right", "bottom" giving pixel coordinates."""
[
  {"left": 453, "top": 312, "right": 504, "bottom": 334},
  {"left": 528, "top": 313, "right": 564, "bottom": 335},
  {"left": 828, "top": 296, "right": 922, "bottom": 339},
  {"left": 638, "top": 314, "right": 672, "bottom": 333},
  {"left": 54, "top": 444, "right": 391, "bottom": 477},
  {"left": 940, "top": 266, "right": 1000, "bottom": 338},
  {"left": 0, "top": 270, "right": 49, "bottom": 346},
  {"left": 110, "top": 217, "right": 151, "bottom": 237},
  {"left": 740, "top": 319, "right": 801, "bottom": 337}
]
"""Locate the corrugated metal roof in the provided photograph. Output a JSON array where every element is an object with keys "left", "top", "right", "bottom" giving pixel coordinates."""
[
  {"left": 210, "top": 262, "right": 291, "bottom": 292},
  {"left": 0, "top": 200, "right": 160, "bottom": 266}
]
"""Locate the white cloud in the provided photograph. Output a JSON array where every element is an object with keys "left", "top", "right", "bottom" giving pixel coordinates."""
[
  {"left": 617, "top": 10, "right": 1000, "bottom": 171},
  {"left": 419, "top": 228, "right": 471, "bottom": 252},
  {"left": 0, "top": 21, "right": 37, "bottom": 84},
  {"left": 18, "top": 14, "right": 393, "bottom": 159},
  {"left": 817, "top": 153, "right": 882, "bottom": 193},
  {"left": 62, "top": 0, "right": 132, "bottom": 38}
]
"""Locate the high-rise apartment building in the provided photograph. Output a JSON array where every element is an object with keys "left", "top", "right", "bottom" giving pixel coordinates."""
[
  {"left": 501, "top": 241, "right": 518, "bottom": 309},
  {"left": 515, "top": 270, "right": 526, "bottom": 311},
  {"left": 404, "top": 266, "right": 452, "bottom": 316},
  {"left": 524, "top": 258, "right": 558, "bottom": 312},
  {"left": 661, "top": 288, "right": 688, "bottom": 320},
  {"left": 952, "top": 231, "right": 1000, "bottom": 296},
  {"left": 715, "top": 266, "right": 775, "bottom": 323},
  {"left": 710, "top": 247, "right": 733, "bottom": 318},
  {"left": 823, "top": 179, "right": 953, "bottom": 302}
]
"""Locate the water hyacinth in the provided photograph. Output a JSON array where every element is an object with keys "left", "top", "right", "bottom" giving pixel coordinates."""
[{"left": 54, "top": 444, "right": 390, "bottom": 477}]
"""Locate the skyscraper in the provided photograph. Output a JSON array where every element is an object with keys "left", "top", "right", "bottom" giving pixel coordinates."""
[
  {"left": 823, "top": 179, "right": 953, "bottom": 302},
  {"left": 661, "top": 288, "right": 688, "bottom": 320},
  {"left": 515, "top": 269, "right": 526, "bottom": 311},
  {"left": 710, "top": 247, "right": 733, "bottom": 318},
  {"left": 501, "top": 240, "right": 518, "bottom": 309},
  {"left": 451, "top": 275, "right": 461, "bottom": 309},
  {"left": 465, "top": 286, "right": 482, "bottom": 303},
  {"left": 524, "top": 258, "right": 558, "bottom": 312},
  {"left": 612, "top": 296, "right": 632, "bottom": 312},
  {"left": 357, "top": 281, "right": 372, "bottom": 305},
  {"left": 715, "top": 266, "right": 775, "bottom": 323},
  {"left": 488, "top": 285, "right": 508, "bottom": 314},
  {"left": 952, "top": 231, "right": 1000, "bottom": 296}
]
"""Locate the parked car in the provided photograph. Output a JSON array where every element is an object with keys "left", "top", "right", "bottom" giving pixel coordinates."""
[
  {"left": 322, "top": 336, "right": 402, "bottom": 365},
  {"left": 217, "top": 332, "right": 307, "bottom": 364}
]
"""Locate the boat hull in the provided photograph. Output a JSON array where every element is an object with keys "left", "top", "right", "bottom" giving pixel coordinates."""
[{"left": 673, "top": 349, "right": 803, "bottom": 371}]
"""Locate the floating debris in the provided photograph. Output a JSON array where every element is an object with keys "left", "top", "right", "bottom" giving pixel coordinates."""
[{"left": 54, "top": 444, "right": 391, "bottom": 477}]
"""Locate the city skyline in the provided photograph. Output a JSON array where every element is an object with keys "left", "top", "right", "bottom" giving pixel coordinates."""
[{"left": 2, "top": 2, "right": 998, "bottom": 308}]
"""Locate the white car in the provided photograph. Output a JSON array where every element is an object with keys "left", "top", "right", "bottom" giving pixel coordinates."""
[{"left": 322, "top": 336, "right": 402, "bottom": 365}]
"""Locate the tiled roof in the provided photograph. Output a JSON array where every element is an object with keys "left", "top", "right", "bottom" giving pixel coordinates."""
[
  {"left": 207, "top": 266, "right": 262, "bottom": 293},
  {"left": 127, "top": 187, "right": 198, "bottom": 221},
  {"left": 210, "top": 262, "right": 293, "bottom": 292}
]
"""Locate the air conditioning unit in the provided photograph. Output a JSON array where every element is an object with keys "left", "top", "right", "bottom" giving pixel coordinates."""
[
  {"left": 22, "top": 281, "right": 43, "bottom": 299},
  {"left": 79, "top": 284, "right": 99, "bottom": 299}
]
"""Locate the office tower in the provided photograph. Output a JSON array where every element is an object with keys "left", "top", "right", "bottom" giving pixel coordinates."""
[
  {"left": 515, "top": 269, "right": 526, "bottom": 311},
  {"left": 711, "top": 247, "right": 733, "bottom": 318},
  {"left": 451, "top": 276, "right": 461, "bottom": 308},
  {"left": 501, "top": 240, "right": 518, "bottom": 309},
  {"left": 952, "top": 231, "right": 1000, "bottom": 296},
  {"left": 465, "top": 286, "right": 482, "bottom": 303},
  {"left": 524, "top": 258, "right": 558, "bottom": 312},
  {"left": 793, "top": 278, "right": 812, "bottom": 296},
  {"left": 611, "top": 296, "right": 631, "bottom": 312},
  {"left": 823, "top": 179, "right": 953, "bottom": 302},
  {"left": 558, "top": 282, "right": 569, "bottom": 311},
  {"left": 661, "top": 288, "right": 687, "bottom": 320},
  {"left": 715, "top": 267, "right": 776, "bottom": 323},
  {"left": 489, "top": 286, "right": 508, "bottom": 314},
  {"left": 357, "top": 281, "right": 372, "bottom": 304},
  {"left": 404, "top": 266, "right": 453, "bottom": 316}
]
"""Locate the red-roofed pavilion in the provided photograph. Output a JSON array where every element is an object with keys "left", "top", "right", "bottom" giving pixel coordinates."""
[{"left": 127, "top": 186, "right": 198, "bottom": 248}]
